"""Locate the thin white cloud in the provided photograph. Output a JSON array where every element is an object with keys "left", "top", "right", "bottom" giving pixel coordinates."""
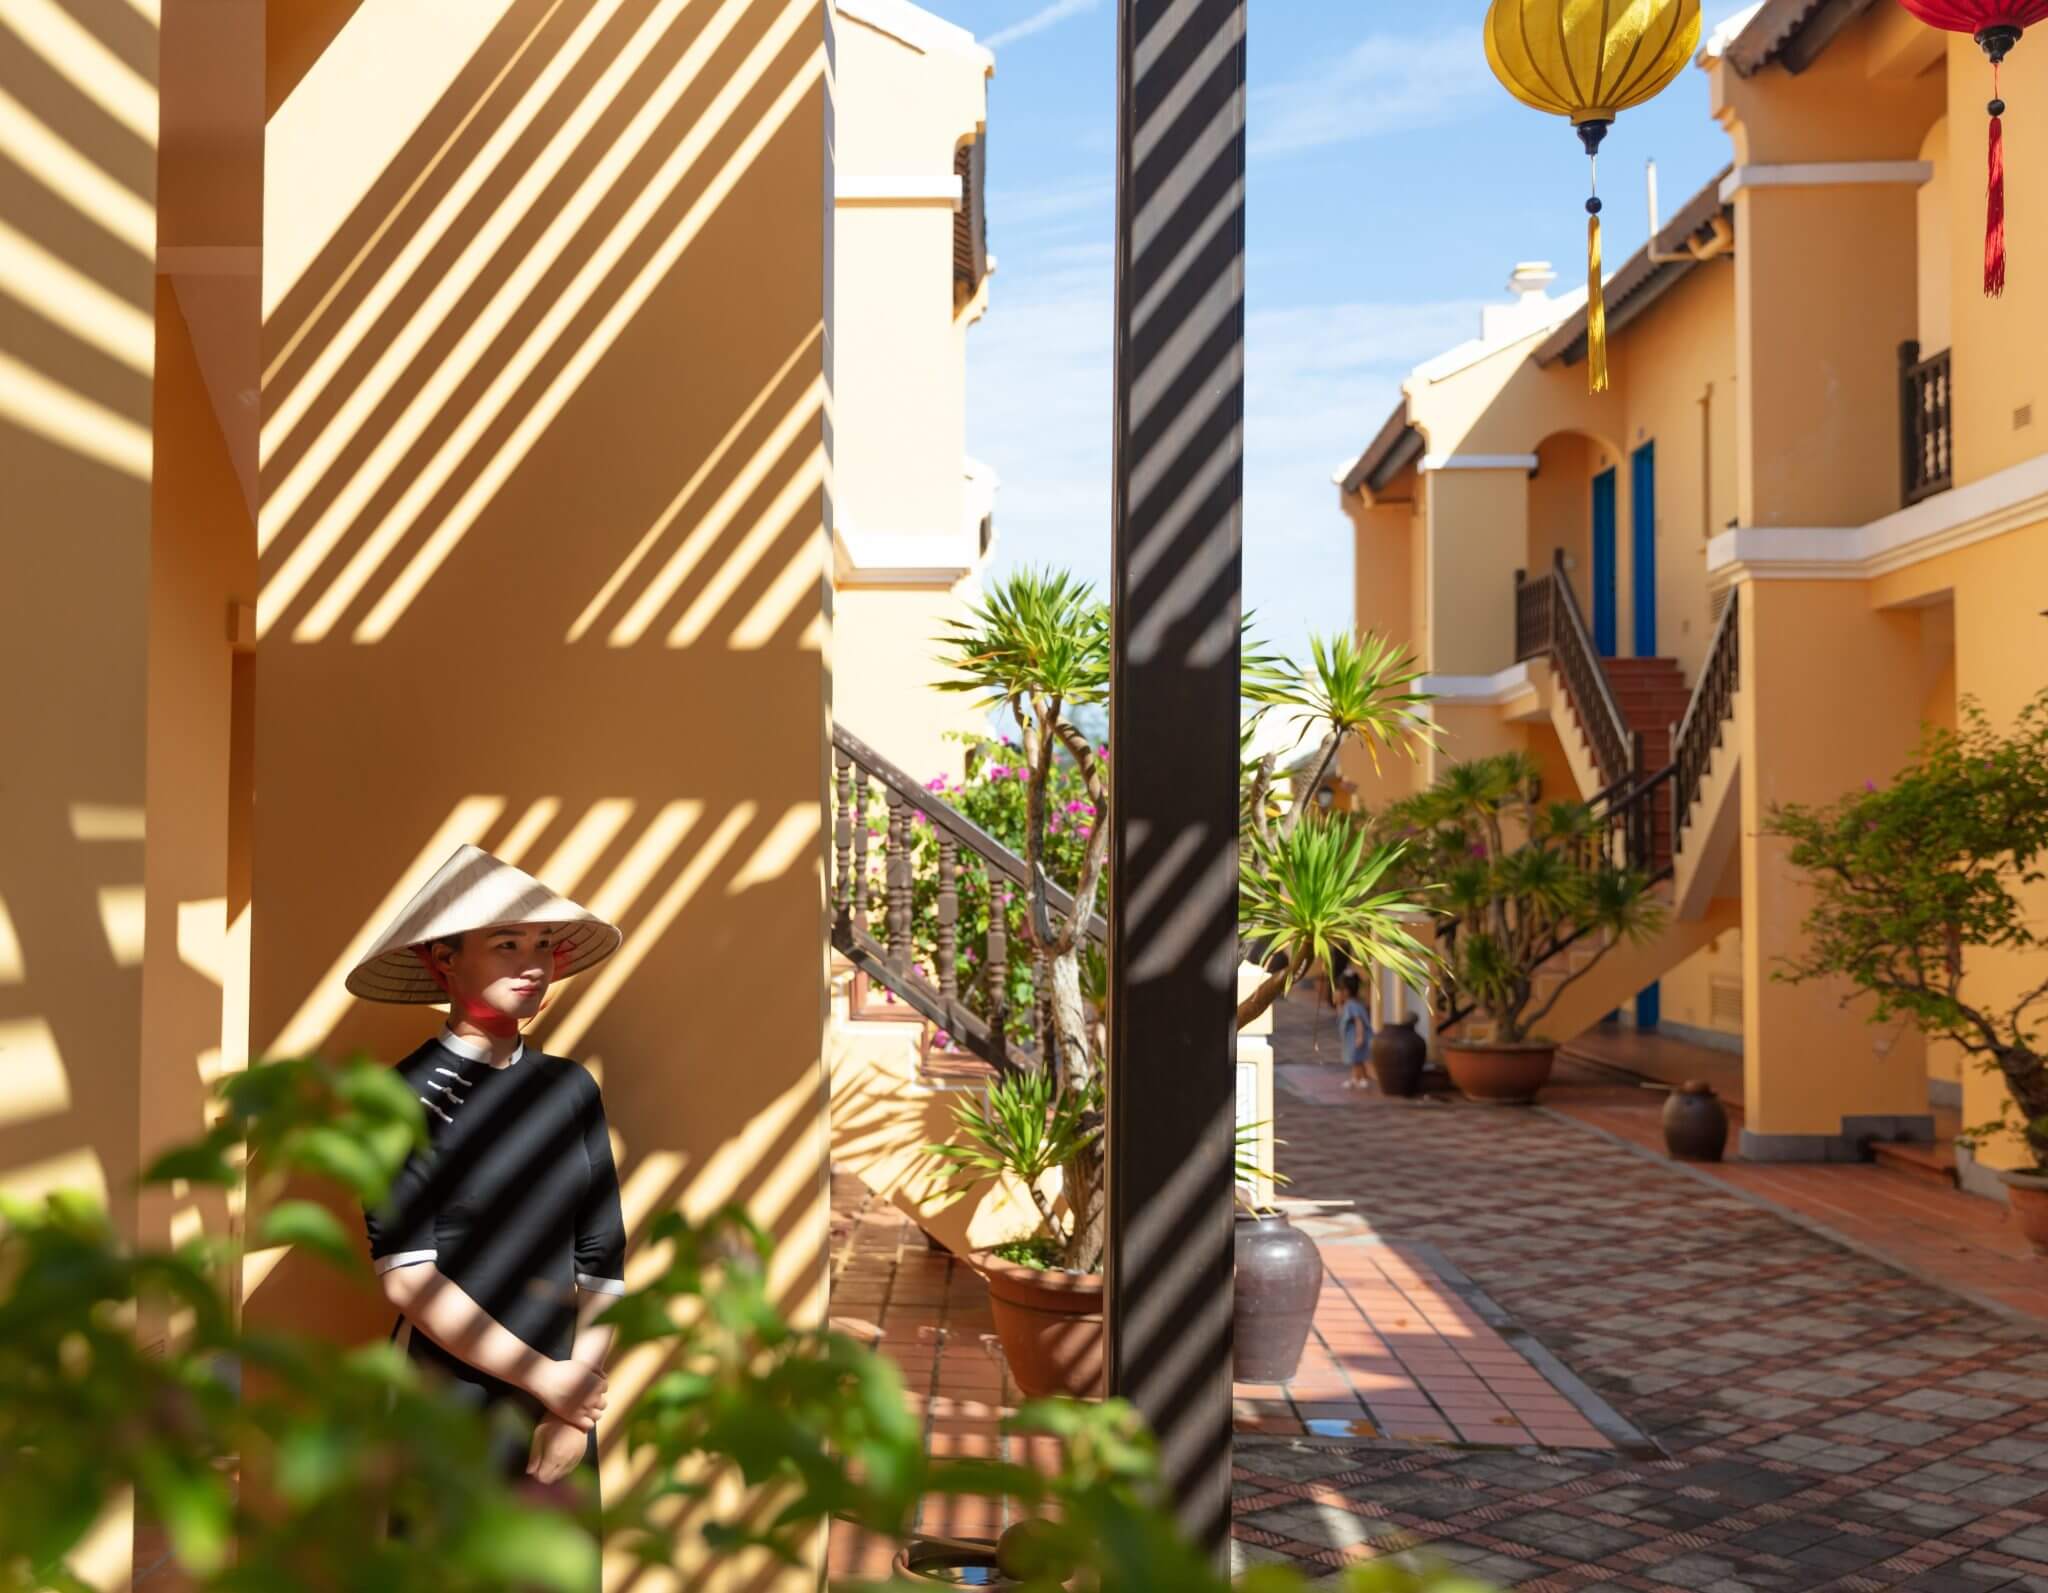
[
  {"left": 989, "top": 178, "right": 1112, "bottom": 227},
  {"left": 1251, "top": 28, "right": 1493, "bottom": 158},
  {"left": 968, "top": 264, "right": 1487, "bottom": 650},
  {"left": 985, "top": 0, "right": 1099, "bottom": 49}
]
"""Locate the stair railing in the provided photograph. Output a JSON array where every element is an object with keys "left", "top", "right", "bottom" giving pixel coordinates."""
[
  {"left": 1670, "top": 587, "right": 1740, "bottom": 850},
  {"left": 832, "top": 724, "right": 1105, "bottom": 1075},
  {"left": 1517, "top": 549, "right": 1636, "bottom": 788}
]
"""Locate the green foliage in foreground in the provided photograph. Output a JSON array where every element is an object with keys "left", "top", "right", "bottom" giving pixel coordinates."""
[{"left": 1, "top": 1056, "right": 1489, "bottom": 1591}]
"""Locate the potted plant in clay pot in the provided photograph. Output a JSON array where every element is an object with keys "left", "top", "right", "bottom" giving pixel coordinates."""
[
  {"left": 1775, "top": 693, "right": 2048, "bottom": 1249},
  {"left": 1380, "top": 753, "right": 1665, "bottom": 1104},
  {"left": 920, "top": 576, "right": 1442, "bottom": 1391}
]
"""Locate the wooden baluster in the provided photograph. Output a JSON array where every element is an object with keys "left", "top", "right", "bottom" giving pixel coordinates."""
[
  {"left": 886, "top": 793, "right": 912, "bottom": 976},
  {"left": 833, "top": 750, "right": 854, "bottom": 920},
  {"left": 986, "top": 904, "right": 1009, "bottom": 1066},
  {"left": 853, "top": 774, "right": 872, "bottom": 928},
  {"left": 936, "top": 835, "right": 959, "bottom": 1003}
]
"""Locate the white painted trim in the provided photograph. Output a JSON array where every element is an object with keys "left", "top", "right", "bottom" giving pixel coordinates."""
[
  {"left": 1418, "top": 662, "right": 1535, "bottom": 706},
  {"left": 1719, "top": 161, "right": 1933, "bottom": 201},
  {"left": 834, "top": 0, "right": 995, "bottom": 71},
  {"left": 835, "top": 175, "right": 963, "bottom": 209},
  {"left": 835, "top": 525, "right": 980, "bottom": 587},
  {"left": 1419, "top": 452, "right": 1540, "bottom": 474},
  {"left": 1708, "top": 449, "right": 2048, "bottom": 582}
]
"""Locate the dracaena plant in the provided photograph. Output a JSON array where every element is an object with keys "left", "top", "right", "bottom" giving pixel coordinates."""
[
  {"left": 934, "top": 568, "right": 1113, "bottom": 1269},
  {"left": 1234, "top": 630, "right": 1439, "bottom": 1029},
  {"left": 925, "top": 596, "right": 1443, "bottom": 1270},
  {"left": 1381, "top": 752, "right": 1665, "bottom": 1045},
  {"left": 0, "top": 1056, "right": 1492, "bottom": 1593},
  {"left": 1773, "top": 692, "right": 2048, "bottom": 1166}
]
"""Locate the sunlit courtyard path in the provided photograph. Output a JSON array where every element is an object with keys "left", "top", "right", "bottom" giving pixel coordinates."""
[{"left": 1235, "top": 992, "right": 2048, "bottom": 1590}]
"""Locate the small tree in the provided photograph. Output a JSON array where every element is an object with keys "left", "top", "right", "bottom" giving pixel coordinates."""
[
  {"left": 1774, "top": 692, "right": 2048, "bottom": 1164},
  {"left": 1382, "top": 753, "right": 1665, "bottom": 1044},
  {"left": 933, "top": 569, "right": 1113, "bottom": 1267},
  {"left": 930, "top": 580, "right": 1439, "bottom": 1270}
]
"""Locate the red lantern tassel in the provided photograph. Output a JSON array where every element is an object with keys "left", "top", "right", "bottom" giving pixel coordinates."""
[{"left": 1988, "top": 93, "right": 2007, "bottom": 298}]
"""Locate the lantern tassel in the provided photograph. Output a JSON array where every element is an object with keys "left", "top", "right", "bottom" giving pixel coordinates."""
[
  {"left": 1987, "top": 76, "right": 2008, "bottom": 298},
  {"left": 1587, "top": 208, "right": 1609, "bottom": 393}
]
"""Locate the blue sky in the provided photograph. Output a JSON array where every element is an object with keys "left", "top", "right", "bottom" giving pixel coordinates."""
[{"left": 916, "top": 0, "right": 1753, "bottom": 656}]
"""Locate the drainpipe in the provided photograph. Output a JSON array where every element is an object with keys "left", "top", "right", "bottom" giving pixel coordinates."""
[{"left": 1647, "top": 160, "right": 1736, "bottom": 264}]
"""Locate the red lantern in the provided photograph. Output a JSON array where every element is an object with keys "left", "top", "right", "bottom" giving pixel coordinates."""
[{"left": 1897, "top": 1, "right": 2048, "bottom": 295}]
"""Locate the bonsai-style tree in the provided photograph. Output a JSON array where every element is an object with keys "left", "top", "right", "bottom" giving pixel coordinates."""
[
  {"left": 1774, "top": 692, "right": 2048, "bottom": 1164},
  {"left": 930, "top": 574, "right": 1437, "bottom": 1271},
  {"left": 1382, "top": 752, "right": 1665, "bottom": 1044}
]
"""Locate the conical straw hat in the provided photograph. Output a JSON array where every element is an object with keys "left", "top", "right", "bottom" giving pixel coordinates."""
[{"left": 346, "top": 843, "right": 623, "bottom": 1004}]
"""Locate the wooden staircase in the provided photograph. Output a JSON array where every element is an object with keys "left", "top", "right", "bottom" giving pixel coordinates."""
[{"left": 1603, "top": 658, "right": 1691, "bottom": 872}]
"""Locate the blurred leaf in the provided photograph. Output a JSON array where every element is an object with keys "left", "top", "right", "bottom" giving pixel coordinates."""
[{"left": 259, "top": 1200, "right": 365, "bottom": 1277}]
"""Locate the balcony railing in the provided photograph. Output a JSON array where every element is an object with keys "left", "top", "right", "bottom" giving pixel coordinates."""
[{"left": 1900, "top": 341, "right": 1953, "bottom": 507}]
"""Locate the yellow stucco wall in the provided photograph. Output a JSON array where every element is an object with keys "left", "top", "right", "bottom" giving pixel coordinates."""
[
  {"left": 825, "top": 6, "right": 992, "bottom": 782},
  {"left": 1872, "top": 523, "right": 2048, "bottom": 1164},
  {"left": 0, "top": 0, "right": 160, "bottom": 1253},
  {"left": 244, "top": 3, "right": 834, "bottom": 1586},
  {"left": 1738, "top": 580, "right": 1930, "bottom": 1134},
  {"left": 1941, "top": 35, "right": 2048, "bottom": 488}
]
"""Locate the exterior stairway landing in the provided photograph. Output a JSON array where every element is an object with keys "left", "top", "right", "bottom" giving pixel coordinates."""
[{"left": 1601, "top": 657, "right": 1692, "bottom": 870}]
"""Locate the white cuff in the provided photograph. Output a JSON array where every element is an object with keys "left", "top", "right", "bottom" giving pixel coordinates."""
[
  {"left": 373, "top": 1250, "right": 436, "bottom": 1274},
  {"left": 576, "top": 1273, "right": 626, "bottom": 1296}
]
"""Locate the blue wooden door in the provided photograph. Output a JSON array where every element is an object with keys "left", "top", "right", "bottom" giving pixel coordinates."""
[
  {"left": 1631, "top": 442, "right": 1657, "bottom": 657},
  {"left": 1592, "top": 467, "right": 1618, "bottom": 657}
]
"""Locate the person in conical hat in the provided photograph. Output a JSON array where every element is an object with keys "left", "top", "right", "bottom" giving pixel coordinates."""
[{"left": 349, "top": 843, "right": 626, "bottom": 1539}]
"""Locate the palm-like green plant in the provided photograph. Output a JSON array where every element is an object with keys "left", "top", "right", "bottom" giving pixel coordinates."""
[
  {"left": 1236, "top": 815, "right": 1433, "bottom": 1029},
  {"left": 932, "top": 569, "right": 1113, "bottom": 1269},
  {"left": 1243, "top": 631, "right": 1435, "bottom": 844},
  {"left": 1381, "top": 753, "right": 1666, "bottom": 1045},
  {"left": 925, "top": 1070, "right": 1103, "bottom": 1261}
]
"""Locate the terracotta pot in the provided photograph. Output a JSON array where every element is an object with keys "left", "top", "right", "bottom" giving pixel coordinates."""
[
  {"left": 2000, "top": 1170, "right": 2048, "bottom": 1257},
  {"left": 1368, "top": 1018, "right": 1427, "bottom": 1097},
  {"left": 975, "top": 1253, "right": 1105, "bottom": 1398},
  {"left": 1662, "top": 1080, "right": 1728, "bottom": 1162},
  {"left": 893, "top": 1539, "right": 1020, "bottom": 1586},
  {"left": 1233, "top": 1213, "right": 1324, "bottom": 1382},
  {"left": 1440, "top": 1040, "right": 1556, "bottom": 1105}
]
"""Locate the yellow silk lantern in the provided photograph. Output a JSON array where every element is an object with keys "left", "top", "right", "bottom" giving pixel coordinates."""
[{"left": 1484, "top": 0, "right": 1702, "bottom": 392}]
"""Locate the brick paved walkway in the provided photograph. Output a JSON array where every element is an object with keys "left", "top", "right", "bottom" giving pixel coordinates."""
[{"left": 1234, "top": 994, "right": 2048, "bottom": 1588}]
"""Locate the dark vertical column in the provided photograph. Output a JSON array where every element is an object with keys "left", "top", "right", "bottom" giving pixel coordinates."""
[{"left": 1106, "top": 0, "right": 1245, "bottom": 1561}]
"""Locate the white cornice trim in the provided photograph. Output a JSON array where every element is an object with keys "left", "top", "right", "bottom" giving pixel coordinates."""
[
  {"left": 1420, "top": 452, "right": 1540, "bottom": 474},
  {"left": 1708, "top": 450, "right": 2048, "bottom": 581},
  {"left": 836, "top": 175, "right": 963, "bottom": 209},
  {"left": 835, "top": 525, "right": 981, "bottom": 588},
  {"left": 1720, "top": 161, "right": 1933, "bottom": 201},
  {"left": 1419, "top": 662, "right": 1536, "bottom": 706},
  {"left": 835, "top": 0, "right": 995, "bottom": 71}
]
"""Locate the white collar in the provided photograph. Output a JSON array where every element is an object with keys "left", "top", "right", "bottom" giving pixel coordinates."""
[{"left": 438, "top": 1027, "right": 525, "bottom": 1068}]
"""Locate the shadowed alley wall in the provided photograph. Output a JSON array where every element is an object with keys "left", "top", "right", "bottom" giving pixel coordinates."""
[{"left": 245, "top": 1, "right": 833, "bottom": 1584}]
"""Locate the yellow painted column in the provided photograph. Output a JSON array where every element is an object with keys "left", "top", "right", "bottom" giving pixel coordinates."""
[
  {"left": 1731, "top": 180, "right": 1922, "bottom": 530},
  {"left": 1737, "top": 580, "right": 1931, "bottom": 1156},
  {"left": 1423, "top": 465, "right": 1530, "bottom": 677},
  {"left": 246, "top": 2, "right": 832, "bottom": 1586}
]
